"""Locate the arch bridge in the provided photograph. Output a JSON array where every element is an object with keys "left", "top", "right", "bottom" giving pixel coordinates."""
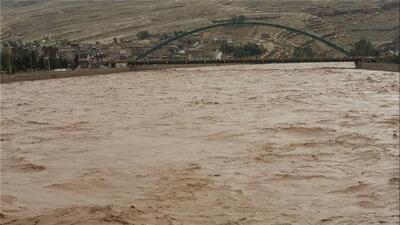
[{"left": 133, "top": 20, "right": 352, "bottom": 62}]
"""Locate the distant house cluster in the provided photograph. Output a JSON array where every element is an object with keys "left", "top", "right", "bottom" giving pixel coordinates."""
[{"left": 2, "top": 25, "right": 398, "bottom": 73}]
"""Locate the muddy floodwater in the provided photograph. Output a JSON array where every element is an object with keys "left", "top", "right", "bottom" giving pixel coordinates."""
[{"left": 1, "top": 63, "right": 399, "bottom": 225}]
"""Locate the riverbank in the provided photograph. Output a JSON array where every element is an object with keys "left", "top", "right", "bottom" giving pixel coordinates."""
[
  {"left": 0, "top": 64, "right": 223, "bottom": 83},
  {"left": 1, "top": 61, "right": 356, "bottom": 84}
]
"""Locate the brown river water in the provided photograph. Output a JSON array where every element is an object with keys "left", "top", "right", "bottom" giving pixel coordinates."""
[{"left": 1, "top": 62, "right": 399, "bottom": 225}]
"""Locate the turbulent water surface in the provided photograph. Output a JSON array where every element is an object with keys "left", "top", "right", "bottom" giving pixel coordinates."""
[{"left": 1, "top": 63, "right": 399, "bottom": 225}]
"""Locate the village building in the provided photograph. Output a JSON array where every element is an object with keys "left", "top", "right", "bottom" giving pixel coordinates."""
[{"left": 115, "top": 61, "right": 128, "bottom": 68}]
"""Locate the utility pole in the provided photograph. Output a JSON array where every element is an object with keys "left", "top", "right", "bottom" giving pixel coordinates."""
[
  {"left": 47, "top": 56, "right": 51, "bottom": 71},
  {"left": 8, "top": 47, "right": 12, "bottom": 75},
  {"left": 43, "top": 45, "right": 51, "bottom": 71},
  {"left": 30, "top": 50, "right": 33, "bottom": 72}
]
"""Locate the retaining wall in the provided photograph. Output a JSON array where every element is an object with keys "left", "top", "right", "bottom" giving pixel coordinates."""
[
  {"left": 0, "top": 64, "right": 225, "bottom": 83},
  {"left": 0, "top": 68, "right": 130, "bottom": 83},
  {"left": 355, "top": 62, "right": 400, "bottom": 72}
]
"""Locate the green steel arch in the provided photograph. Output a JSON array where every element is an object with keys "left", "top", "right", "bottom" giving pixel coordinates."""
[{"left": 135, "top": 21, "right": 352, "bottom": 61}]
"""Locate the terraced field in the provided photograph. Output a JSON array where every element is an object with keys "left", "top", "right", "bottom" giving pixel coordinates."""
[{"left": 1, "top": 0, "right": 399, "bottom": 52}]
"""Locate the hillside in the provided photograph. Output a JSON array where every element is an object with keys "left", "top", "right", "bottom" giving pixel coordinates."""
[{"left": 1, "top": 0, "right": 399, "bottom": 50}]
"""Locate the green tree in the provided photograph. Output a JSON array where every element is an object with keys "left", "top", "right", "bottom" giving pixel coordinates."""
[
  {"left": 38, "top": 56, "right": 46, "bottom": 69},
  {"left": 293, "top": 45, "right": 314, "bottom": 58},
  {"left": 0, "top": 49, "right": 11, "bottom": 72},
  {"left": 137, "top": 30, "right": 150, "bottom": 40},
  {"left": 220, "top": 42, "right": 234, "bottom": 53},
  {"left": 30, "top": 51, "right": 38, "bottom": 70},
  {"left": 1, "top": 46, "right": 42, "bottom": 72},
  {"left": 74, "top": 53, "right": 80, "bottom": 68},
  {"left": 233, "top": 43, "right": 263, "bottom": 58},
  {"left": 351, "top": 39, "right": 379, "bottom": 57},
  {"left": 20, "top": 50, "right": 31, "bottom": 70}
]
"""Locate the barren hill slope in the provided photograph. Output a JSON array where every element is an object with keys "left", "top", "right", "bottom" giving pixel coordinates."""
[{"left": 1, "top": 0, "right": 399, "bottom": 49}]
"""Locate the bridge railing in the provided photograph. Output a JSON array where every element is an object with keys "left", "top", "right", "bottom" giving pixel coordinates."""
[{"left": 130, "top": 57, "right": 355, "bottom": 65}]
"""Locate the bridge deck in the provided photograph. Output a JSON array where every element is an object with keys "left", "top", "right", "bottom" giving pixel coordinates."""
[{"left": 133, "top": 57, "right": 354, "bottom": 65}]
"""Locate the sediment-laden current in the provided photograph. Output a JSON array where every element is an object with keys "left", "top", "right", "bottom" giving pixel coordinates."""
[{"left": 1, "top": 62, "right": 399, "bottom": 225}]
